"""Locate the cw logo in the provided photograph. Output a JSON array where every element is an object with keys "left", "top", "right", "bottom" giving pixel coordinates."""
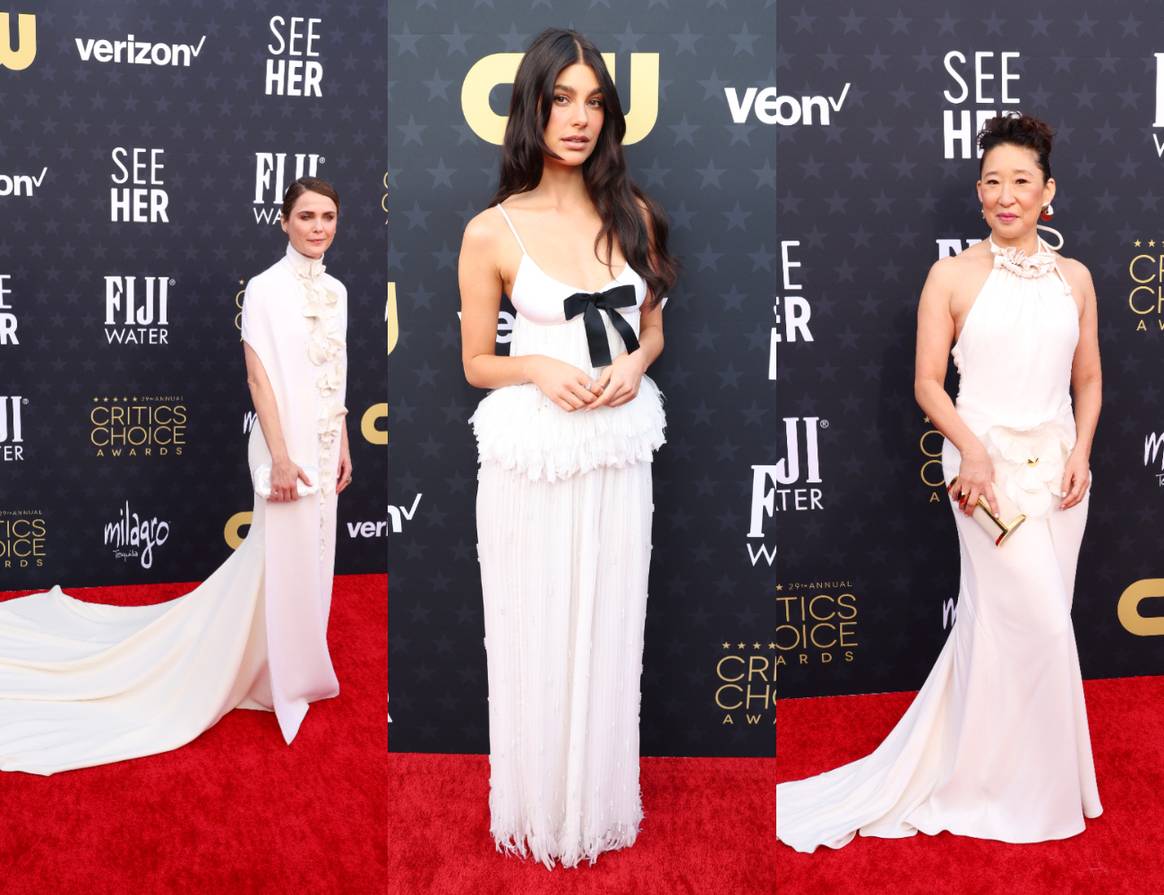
[
  {"left": 224, "top": 511, "right": 251, "bottom": 549},
  {"left": 0, "top": 12, "right": 35, "bottom": 71},
  {"left": 1117, "top": 579, "right": 1164, "bottom": 636},
  {"left": 362, "top": 403, "right": 387, "bottom": 446},
  {"left": 462, "top": 52, "right": 659, "bottom": 145}
]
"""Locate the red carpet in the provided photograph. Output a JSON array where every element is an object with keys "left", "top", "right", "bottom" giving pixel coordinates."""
[
  {"left": 777, "top": 675, "right": 1164, "bottom": 894},
  {"left": 0, "top": 574, "right": 387, "bottom": 895},
  {"left": 387, "top": 753, "right": 776, "bottom": 894}
]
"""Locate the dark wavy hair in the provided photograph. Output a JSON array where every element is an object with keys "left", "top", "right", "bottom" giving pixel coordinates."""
[
  {"left": 281, "top": 176, "right": 340, "bottom": 220},
  {"left": 977, "top": 114, "right": 1054, "bottom": 181},
  {"left": 489, "top": 28, "right": 676, "bottom": 307}
]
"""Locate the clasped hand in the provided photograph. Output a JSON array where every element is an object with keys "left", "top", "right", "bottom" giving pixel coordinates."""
[{"left": 529, "top": 353, "right": 645, "bottom": 412}]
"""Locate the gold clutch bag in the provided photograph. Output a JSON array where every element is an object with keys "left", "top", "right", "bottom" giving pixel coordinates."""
[{"left": 947, "top": 476, "right": 1027, "bottom": 546}]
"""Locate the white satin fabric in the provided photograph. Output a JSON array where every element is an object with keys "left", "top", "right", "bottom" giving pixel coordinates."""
[
  {"left": 776, "top": 237, "right": 1102, "bottom": 852},
  {"left": 471, "top": 204, "right": 663, "bottom": 867},
  {"left": 0, "top": 244, "right": 347, "bottom": 775}
]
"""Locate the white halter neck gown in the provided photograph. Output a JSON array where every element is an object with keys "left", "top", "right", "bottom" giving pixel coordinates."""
[
  {"left": 469, "top": 204, "right": 665, "bottom": 868},
  {"left": 776, "top": 236, "right": 1102, "bottom": 852}
]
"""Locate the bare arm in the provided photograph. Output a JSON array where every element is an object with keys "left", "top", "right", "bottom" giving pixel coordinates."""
[
  {"left": 913, "top": 260, "right": 998, "bottom": 514},
  {"left": 1060, "top": 262, "right": 1102, "bottom": 508},
  {"left": 459, "top": 210, "right": 597, "bottom": 411}
]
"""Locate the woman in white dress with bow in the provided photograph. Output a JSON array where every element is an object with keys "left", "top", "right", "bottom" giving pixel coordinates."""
[
  {"left": 777, "top": 115, "right": 1104, "bottom": 852},
  {"left": 0, "top": 177, "right": 353, "bottom": 774}
]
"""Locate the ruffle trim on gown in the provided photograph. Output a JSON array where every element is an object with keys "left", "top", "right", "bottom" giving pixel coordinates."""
[{"left": 469, "top": 377, "right": 665, "bottom": 483}]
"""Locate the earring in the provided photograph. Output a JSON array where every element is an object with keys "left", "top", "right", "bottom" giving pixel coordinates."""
[{"left": 1040, "top": 203, "right": 1054, "bottom": 222}]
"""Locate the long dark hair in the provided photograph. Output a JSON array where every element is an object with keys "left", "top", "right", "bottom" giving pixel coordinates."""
[{"left": 489, "top": 28, "right": 676, "bottom": 307}]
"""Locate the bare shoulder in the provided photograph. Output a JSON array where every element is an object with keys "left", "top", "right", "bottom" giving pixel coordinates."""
[
  {"left": 461, "top": 205, "right": 507, "bottom": 251},
  {"left": 1053, "top": 252, "right": 1094, "bottom": 293}
]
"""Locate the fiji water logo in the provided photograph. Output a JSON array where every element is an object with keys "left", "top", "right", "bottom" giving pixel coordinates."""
[{"left": 252, "top": 152, "right": 325, "bottom": 224}]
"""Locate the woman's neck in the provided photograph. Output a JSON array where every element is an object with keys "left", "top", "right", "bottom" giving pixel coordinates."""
[
  {"left": 989, "top": 228, "right": 1040, "bottom": 256},
  {"left": 529, "top": 160, "right": 590, "bottom": 211}
]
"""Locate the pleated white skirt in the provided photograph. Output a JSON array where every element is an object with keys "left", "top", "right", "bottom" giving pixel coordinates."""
[{"left": 477, "top": 459, "right": 653, "bottom": 869}]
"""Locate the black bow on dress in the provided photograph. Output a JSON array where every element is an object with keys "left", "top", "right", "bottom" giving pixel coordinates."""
[{"left": 562, "top": 283, "right": 640, "bottom": 368}]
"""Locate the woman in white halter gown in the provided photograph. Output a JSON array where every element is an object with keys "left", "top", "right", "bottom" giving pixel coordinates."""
[
  {"left": 0, "top": 181, "right": 350, "bottom": 775},
  {"left": 777, "top": 118, "right": 1103, "bottom": 853}
]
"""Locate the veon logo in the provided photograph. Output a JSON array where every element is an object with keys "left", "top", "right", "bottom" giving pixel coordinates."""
[
  {"left": 725, "top": 83, "right": 849, "bottom": 126},
  {"left": 265, "top": 16, "right": 324, "bottom": 97},
  {"left": 346, "top": 517, "right": 391, "bottom": 539},
  {"left": 0, "top": 166, "right": 47, "bottom": 197},
  {"left": 104, "top": 276, "right": 172, "bottom": 344},
  {"left": 103, "top": 501, "right": 170, "bottom": 569},
  {"left": 1145, "top": 431, "right": 1164, "bottom": 486},
  {"left": 386, "top": 495, "right": 422, "bottom": 534},
  {"left": 936, "top": 237, "right": 983, "bottom": 258},
  {"left": 747, "top": 417, "right": 824, "bottom": 566},
  {"left": 74, "top": 33, "right": 206, "bottom": 66},
  {"left": 0, "top": 395, "right": 26, "bottom": 461},
  {"left": 253, "top": 152, "right": 324, "bottom": 224},
  {"left": 772, "top": 241, "right": 814, "bottom": 380},
  {"left": 0, "top": 273, "right": 18, "bottom": 346},
  {"left": 0, "top": 12, "right": 36, "bottom": 71},
  {"left": 942, "top": 51, "right": 1020, "bottom": 159},
  {"left": 110, "top": 147, "right": 169, "bottom": 223}
]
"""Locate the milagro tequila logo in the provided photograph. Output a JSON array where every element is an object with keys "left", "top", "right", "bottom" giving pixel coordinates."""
[
  {"left": 74, "top": 33, "right": 206, "bottom": 66},
  {"left": 103, "top": 501, "right": 170, "bottom": 569},
  {"left": 1, "top": 395, "right": 27, "bottom": 461},
  {"left": 1, "top": 273, "right": 19, "bottom": 346},
  {"left": 941, "top": 51, "right": 1020, "bottom": 158},
  {"left": 104, "top": 276, "right": 173, "bottom": 344},
  {"left": 771, "top": 240, "right": 814, "bottom": 380},
  {"left": 265, "top": 16, "right": 324, "bottom": 97},
  {"left": 1146, "top": 431, "right": 1164, "bottom": 486},
  {"left": 253, "top": 152, "right": 325, "bottom": 224},
  {"left": 746, "top": 417, "right": 825, "bottom": 567}
]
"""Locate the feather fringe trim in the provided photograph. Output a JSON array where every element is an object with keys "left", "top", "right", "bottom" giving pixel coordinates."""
[{"left": 469, "top": 377, "right": 666, "bottom": 483}]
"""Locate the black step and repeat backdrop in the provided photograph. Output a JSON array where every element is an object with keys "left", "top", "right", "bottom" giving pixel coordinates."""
[
  {"left": 388, "top": 3, "right": 779, "bottom": 756},
  {"left": 774, "top": 0, "right": 1163, "bottom": 702},
  {"left": 0, "top": 4, "right": 387, "bottom": 590}
]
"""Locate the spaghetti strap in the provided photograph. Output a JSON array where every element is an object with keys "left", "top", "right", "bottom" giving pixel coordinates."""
[{"left": 495, "top": 204, "right": 528, "bottom": 255}]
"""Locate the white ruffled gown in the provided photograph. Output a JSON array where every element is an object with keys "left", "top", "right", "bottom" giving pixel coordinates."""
[
  {"left": 0, "top": 244, "right": 347, "bottom": 775},
  {"left": 470, "top": 205, "right": 665, "bottom": 868},
  {"left": 776, "top": 237, "right": 1103, "bottom": 852}
]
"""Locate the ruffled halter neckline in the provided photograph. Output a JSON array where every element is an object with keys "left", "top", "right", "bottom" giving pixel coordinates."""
[{"left": 988, "top": 235, "right": 1056, "bottom": 279}]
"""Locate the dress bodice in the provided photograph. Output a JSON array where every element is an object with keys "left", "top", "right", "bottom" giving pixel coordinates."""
[
  {"left": 468, "top": 204, "right": 666, "bottom": 483},
  {"left": 947, "top": 235, "right": 1082, "bottom": 517},
  {"left": 951, "top": 236, "right": 1079, "bottom": 435}
]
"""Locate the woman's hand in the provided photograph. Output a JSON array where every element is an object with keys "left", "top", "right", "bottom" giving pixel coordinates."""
[
  {"left": 588, "top": 351, "right": 646, "bottom": 409},
  {"left": 949, "top": 445, "right": 998, "bottom": 517},
  {"left": 527, "top": 356, "right": 598, "bottom": 412},
  {"left": 1060, "top": 449, "right": 1091, "bottom": 510},
  {"left": 337, "top": 447, "right": 354, "bottom": 494},
  {"left": 270, "top": 457, "right": 312, "bottom": 502}
]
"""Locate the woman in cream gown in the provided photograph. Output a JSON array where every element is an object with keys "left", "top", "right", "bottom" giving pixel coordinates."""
[
  {"left": 0, "top": 178, "right": 352, "bottom": 775},
  {"left": 777, "top": 116, "right": 1103, "bottom": 852}
]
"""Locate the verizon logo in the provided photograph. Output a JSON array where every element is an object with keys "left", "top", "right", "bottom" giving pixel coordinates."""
[{"left": 75, "top": 34, "right": 206, "bottom": 67}]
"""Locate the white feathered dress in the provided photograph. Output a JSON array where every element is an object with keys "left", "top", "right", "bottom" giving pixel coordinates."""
[{"left": 470, "top": 205, "right": 666, "bottom": 868}]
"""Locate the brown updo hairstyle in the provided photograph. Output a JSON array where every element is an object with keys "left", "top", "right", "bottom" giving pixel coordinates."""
[
  {"left": 977, "top": 114, "right": 1054, "bottom": 181},
  {"left": 280, "top": 176, "right": 340, "bottom": 220}
]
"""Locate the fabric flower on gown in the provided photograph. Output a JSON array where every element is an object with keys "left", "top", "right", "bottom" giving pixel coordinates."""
[
  {"left": 989, "top": 236, "right": 1058, "bottom": 279},
  {"left": 984, "top": 422, "right": 1073, "bottom": 517}
]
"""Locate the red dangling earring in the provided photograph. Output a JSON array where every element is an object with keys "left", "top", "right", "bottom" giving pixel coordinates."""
[{"left": 1040, "top": 203, "right": 1054, "bottom": 222}]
